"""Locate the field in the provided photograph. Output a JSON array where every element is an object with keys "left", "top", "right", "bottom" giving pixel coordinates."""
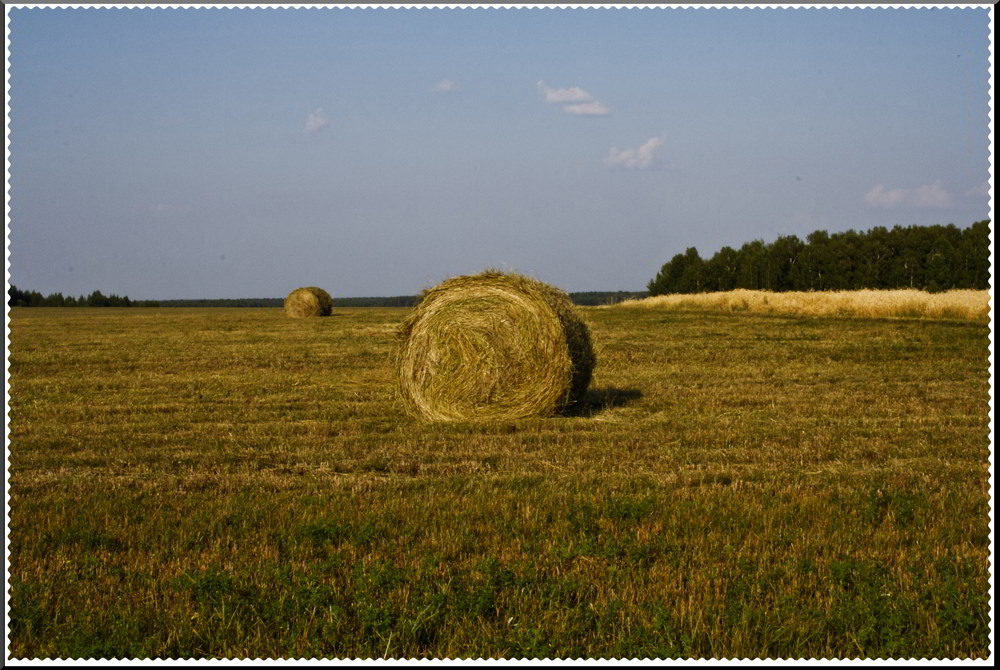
[
  {"left": 613, "top": 288, "right": 990, "bottom": 321},
  {"left": 5, "top": 304, "right": 992, "bottom": 660}
]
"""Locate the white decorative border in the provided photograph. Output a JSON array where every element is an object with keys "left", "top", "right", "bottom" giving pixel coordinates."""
[
  {"left": 2, "top": 1, "right": 994, "bottom": 666},
  {"left": 0, "top": 3, "right": 998, "bottom": 8}
]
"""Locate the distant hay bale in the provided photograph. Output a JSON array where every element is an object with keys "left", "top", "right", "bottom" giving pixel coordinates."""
[
  {"left": 396, "top": 270, "right": 596, "bottom": 421},
  {"left": 284, "top": 286, "right": 333, "bottom": 318}
]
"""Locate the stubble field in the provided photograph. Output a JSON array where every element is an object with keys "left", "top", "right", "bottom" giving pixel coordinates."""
[{"left": 5, "top": 304, "right": 992, "bottom": 659}]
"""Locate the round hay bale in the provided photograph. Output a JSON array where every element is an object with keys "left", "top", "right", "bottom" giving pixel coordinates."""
[
  {"left": 396, "top": 270, "right": 596, "bottom": 421},
  {"left": 284, "top": 286, "right": 333, "bottom": 318}
]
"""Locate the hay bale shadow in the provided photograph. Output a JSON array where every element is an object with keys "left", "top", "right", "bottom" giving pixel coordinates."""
[{"left": 570, "top": 387, "right": 642, "bottom": 418}]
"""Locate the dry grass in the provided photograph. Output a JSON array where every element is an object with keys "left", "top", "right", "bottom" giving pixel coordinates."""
[
  {"left": 395, "top": 270, "right": 595, "bottom": 421},
  {"left": 6, "top": 306, "right": 991, "bottom": 659},
  {"left": 612, "top": 288, "right": 990, "bottom": 321},
  {"left": 283, "top": 286, "right": 333, "bottom": 318}
]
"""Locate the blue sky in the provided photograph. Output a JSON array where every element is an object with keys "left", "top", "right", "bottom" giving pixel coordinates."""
[{"left": 6, "top": 4, "right": 993, "bottom": 299}]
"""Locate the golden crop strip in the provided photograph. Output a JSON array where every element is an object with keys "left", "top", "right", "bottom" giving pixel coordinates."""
[{"left": 611, "top": 289, "right": 990, "bottom": 321}]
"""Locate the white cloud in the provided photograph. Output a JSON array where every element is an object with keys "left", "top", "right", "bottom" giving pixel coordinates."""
[
  {"left": 864, "top": 184, "right": 906, "bottom": 208},
  {"left": 864, "top": 180, "right": 952, "bottom": 208},
  {"left": 432, "top": 79, "right": 458, "bottom": 92},
  {"left": 605, "top": 136, "right": 664, "bottom": 169},
  {"left": 964, "top": 180, "right": 990, "bottom": 197},
  {"left": 910, "top": 180, "right": 952, "bottom": 207},
  {"left": 537, "top": 80, "right": 593, "bottom": 104},
  {"left": 537, "top": 80, "right": 610, "bottom": 115},
  {"left": 563, "top": 101, "right": 610, "bottom": 116},
  {"left": 304, "top": 108, "right": 331, "bottom": 134}
]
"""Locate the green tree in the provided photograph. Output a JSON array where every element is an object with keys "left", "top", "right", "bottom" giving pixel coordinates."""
[
  {"left": 769, "top": 234, "right": 805, "bottom": 291},
  {"left": 648, "top": 251, "right": 688, "bottom": 296},
  {"left": 824, "top": 231, "right": 862, "bottom": 291},
  {"left": 43, "top": 292, "right": 66, "bottom": 307},
  {"left": 926, "top": 235, "right": 957, "bottom": 292},
  {"left": 648, "top": 220, "right": 989, "bottom": 295},
  {"left": 87, "top": 290, "right": 110, "bottom": 307},
  {"left": 803, "top": 230, "right": 832, "bottom": 290},
  {"left": 704, "top": 246, "right": 740, "bottom": 291},
  {"left": 8, "top": 285, "right": 27, "bottom": 307},
  {"left": 959, "top": 220, "right": 990, "bottom": 289},
  {"left": 676, "top": 247, "right": 706, "bottom": 293},
  {"left": 736, "top": 240, "right": 768, "bottom": 290},
  {"left": 856, "top": 226, "right": 893, "bottom": 289}
]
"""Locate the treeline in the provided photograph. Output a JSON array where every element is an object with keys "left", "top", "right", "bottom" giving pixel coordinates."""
[
  {"left": 7, "top": 286, "right": 134, "bottom": 307},
  {"left": 142, "top": 296, "right": 419, "bottom": 308},
  {"left": 104, "top": 294, "right": 641, "bottom": 308},
  {"left": 145, "top": 298, "right": 283, "bottom": 308},
  {"left": 570, "top": 291, "right": 648, "bottom": 306},
  {"left": 331, "top": 292, "right": 645, "bottom": 307},
  {"left": 333, "top": 296, "right": 419, "bottom": 307},
  {"left": 649, "top": 220, "right": 991, "bottom": 296}
]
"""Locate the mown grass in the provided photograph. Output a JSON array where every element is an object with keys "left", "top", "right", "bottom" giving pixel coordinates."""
[{"left": 6, "top": 305, "right": 992, "bottom": 659}]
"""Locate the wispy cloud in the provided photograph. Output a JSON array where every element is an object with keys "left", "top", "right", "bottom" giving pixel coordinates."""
[
  {"left": 304, "top": 108, "right": 331, "bottom": 134},
  {"left": 864, "top": 180, "right": 952, "bottom": 208},
  {"left": 964, "top": 180, "right": 990, "bottom": 197},
  {"left": 537, "top": 80, "right": 610, "bottom": 116},
  {"left": 537, "top": 81, "right": 593, "bottom": 104},
  {"left": 605, "top": 136, "right": 664, "bottom": 169},
  {"left": 563, "top": 101, "right": 610, "bottom": 116},
  {"left": 864, "top": 185, "right": 906, "bottom": 208},
  {"left": 432, "top": 79, "right": 458, "bottom": 93}
]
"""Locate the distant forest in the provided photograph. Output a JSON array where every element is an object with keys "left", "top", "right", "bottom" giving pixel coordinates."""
[
  {"left": 648, "top": 220, "right": 990, "bottom": 296},
  {"left": 7, "top": 287, "right": 645, "bottom": 308},
  {"left": 10, "top": 220, "right": 988, "bottom": 308},
  {"left": 7, "top": 287, "right": 134, "bottom": 308},
  {"left": 145, "top": 296, "right": 422, "bottom": 308}
]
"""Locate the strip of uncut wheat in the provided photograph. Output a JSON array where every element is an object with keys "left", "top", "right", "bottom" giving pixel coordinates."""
[{"left": 611, "top": 289, "right": 989, "bottom": 320}]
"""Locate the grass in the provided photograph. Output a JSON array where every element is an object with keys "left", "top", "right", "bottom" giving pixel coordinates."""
[
  {"left": 6, "top": 304, "right": 992, "bottom": 659},
  {"left": 613, "top": 288, "right": 990, "bottom": 321}
]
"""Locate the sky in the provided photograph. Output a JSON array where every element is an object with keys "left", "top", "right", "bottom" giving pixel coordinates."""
[{"left": 6, "top": 3, "right": 993, "bottom": 299}]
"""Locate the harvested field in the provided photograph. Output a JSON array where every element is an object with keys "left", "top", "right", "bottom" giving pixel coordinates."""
[{"left": 6, "top": 305, "right": 992, "bottom": 660}]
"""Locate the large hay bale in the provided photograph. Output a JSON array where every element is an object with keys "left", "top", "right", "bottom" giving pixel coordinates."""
[
  {"left": 284, "top": 286, "right": 333, "bottom": 318},
  {"left": 396, "top": 270, "right": 596, "bottom": 421}
]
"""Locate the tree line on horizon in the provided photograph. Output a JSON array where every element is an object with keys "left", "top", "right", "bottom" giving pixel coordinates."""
[
  {"left": 9, "top": 220, "right": 990, "bottom": 309},
  {"left": 7, "top": 287, "right": 134, "bottom": 308},
  {"left": 648, "top": 220, "right": 990, "bottom": 296},
  {"left": 7, "top": 289, "right": 645, "bottom": 309}
]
